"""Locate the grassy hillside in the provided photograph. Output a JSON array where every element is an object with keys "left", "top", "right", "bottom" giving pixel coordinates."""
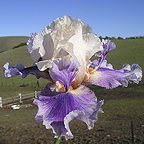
[
  {"left": 107, "top": 38, "right": 144, "bottom": 70},
  {"left": 0, "top": 37, "right": 48, "bottom": 97},
  {"left": 0, "top": 37, "right": 144, "bottom": 97},
  {"left": 0, "top": 36, "right": 29, "bottom": 53}
]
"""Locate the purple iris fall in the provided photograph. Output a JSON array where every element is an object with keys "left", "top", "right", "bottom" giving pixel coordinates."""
[{"left": 3, "top": 16, "right": 142, "bottom": 140}]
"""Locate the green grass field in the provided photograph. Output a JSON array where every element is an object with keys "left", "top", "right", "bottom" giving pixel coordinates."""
[
  {"left": 0, "top": 36, "right": 28, "bottom": 53},
  {"left": 107, "top": 38, "right": 144, "bottom": 70}
]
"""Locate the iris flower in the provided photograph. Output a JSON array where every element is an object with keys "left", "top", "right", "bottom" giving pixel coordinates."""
[{"left": 3, "top": 16, "right": 142, "bottom": 140}]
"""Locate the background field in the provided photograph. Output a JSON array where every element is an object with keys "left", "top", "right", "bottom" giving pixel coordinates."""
[
  {"left": 0, "top": 36, "right": 144, "bottom": 144},
  {"left": 0, "top": 97, "right": 144, "bottom": 144}
]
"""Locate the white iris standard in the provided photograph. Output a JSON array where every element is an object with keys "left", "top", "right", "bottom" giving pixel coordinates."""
[{"left": 27, "top": 16, "right": 103, "bottom": 85}]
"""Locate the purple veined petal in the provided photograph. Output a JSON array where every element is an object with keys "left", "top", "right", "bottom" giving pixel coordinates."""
[
  {"left": 98, "top": 60, "right": 113, "bottom": 69},
  {"left": 90, "top": 60, "right": 113, "bottom": 69},
  {"left": 49, "top": 56, "right": 78, "bottom": 91},
  {"left": 102, "top": 39, "right": 116, "bottom": 54},
  {"left": 64, "top": 100, "right": 103, "bottom": 136},
  {"left": 122, "top": 64, "right": 142, "bottom": 83},
  {"left": 87, "top": 64, "right": 142, "bottom": 89},
  {"left": 3, "top": 62, "right": 25, "bottom": 77},
  {"left": 89, "top": 60, "right": 99, "bottom": 68},
  {"left": 3, "top": 62, "right": 50, "bottom": 80},
  {"left": 93, "top": 40, "right": 116, "bottom": 69},
  {"left": 21, "top": 66, "right": 51, "bottom": 79},
  {"left": 33, "top": 85, "right": 103, "bottom": 140}
]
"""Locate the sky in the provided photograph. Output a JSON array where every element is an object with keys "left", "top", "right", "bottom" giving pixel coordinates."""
[{"left": 0, "top": 0, "right": 144, "bottom": 37}]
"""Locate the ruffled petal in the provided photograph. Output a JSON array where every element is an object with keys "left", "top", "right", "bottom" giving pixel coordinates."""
[
  {"left": 36, "top": 60, "right": 53, "bottom": 71},
  {"left": 27, "top": 16, "right": 103, "bottom": 82},
  {"left": 65, "top": 25, "right": 102, "bottom": 84},
  {"left": 102, "top": 39, "right": 116, "bottom": 54},
  {"left": 88, "top": 64, "right": 142, "bottom": 89},
  {"left": 49, "top": 56, "right": 78, "bottom": 91},
  {"left": 90, "top": 59, "right": 113, "bottom": 69},
  {"left": 27, "top": 29, "right": 55, "bottom": 62},
  {"left": 33, "top": 85, "right": 103, "bottom": 139},
  {"left": 3, "top": 62, "right": 50, "bottom": 79},
  {"left": 3, "top": 62, "right": 25, "bottom": 77},
  {"left": 91, "top": 40, "right": 116, "bottom": 69}
]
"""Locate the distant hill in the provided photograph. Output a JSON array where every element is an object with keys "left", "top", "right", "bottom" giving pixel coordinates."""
[
  {"left": 0, "top": 36, "right": 29, "bottom": 53},
  {"left": 0, "top": 36, "right": 33, "bottom": 75}
]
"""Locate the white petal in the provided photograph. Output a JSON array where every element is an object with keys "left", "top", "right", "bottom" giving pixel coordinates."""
[
  {"left": 36, "top": 60, "right": 52, "bottom": 71},
  {"left": 27, "top": 15, "right": 102, "bottom": 80}
]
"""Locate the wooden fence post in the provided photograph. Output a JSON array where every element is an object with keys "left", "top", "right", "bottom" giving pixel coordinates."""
[
  {"left": 0, "top": 97, "right": 2, "bottom": 108},
  {"left": 131, "top": 120, "right": 134, "bottom": 144},
  {"left": 34, "top": 91, "right": 37, "bottom": 98},
  {"left": 19, "top": 93, "right": 22, "bottom": 103}
]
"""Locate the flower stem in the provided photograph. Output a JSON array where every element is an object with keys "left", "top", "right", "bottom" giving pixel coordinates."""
[{"left": 54, "top": 137, "right": 61, "bottom": 144}]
